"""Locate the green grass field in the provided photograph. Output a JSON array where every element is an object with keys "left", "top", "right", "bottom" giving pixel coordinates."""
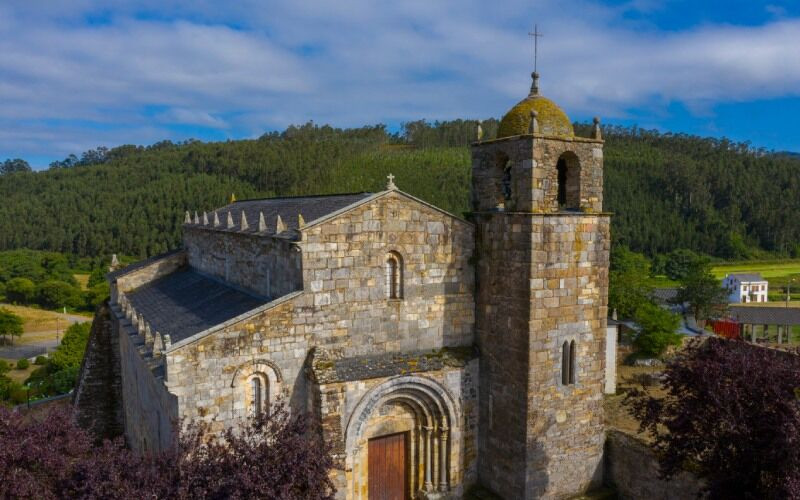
[{"left": 710, "top": 260, "right": 800, "bottom": 280}]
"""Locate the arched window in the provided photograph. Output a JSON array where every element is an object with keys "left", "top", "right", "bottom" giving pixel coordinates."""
[
  {"left": 249, "top": 374, "right": 268, "bottom": 417},
  {"left": 562, "top": 340, "right": 577, "bottom": 386},
  {"left": 556, "top": 152, "right": 581, "bottom": 210},
  {"left": 385, "top": 252, "right": 403, "bottom": 299}
]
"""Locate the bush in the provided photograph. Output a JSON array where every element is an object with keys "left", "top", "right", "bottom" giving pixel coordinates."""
[
  {"left": 16, "top": 359, "right": 29, "bottom": 370},
  {"left": 34, "top": 355, "right": 47, "bottom": 365}
]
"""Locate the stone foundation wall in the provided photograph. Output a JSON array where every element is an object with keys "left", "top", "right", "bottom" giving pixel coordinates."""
[
  {"left": 605, "top": 430, "right": 704, "bottom": 499},
  {"left": 183, "top": 226, "right": 302, "bottom": 298}
]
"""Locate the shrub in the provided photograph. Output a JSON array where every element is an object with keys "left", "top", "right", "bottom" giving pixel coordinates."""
[
  {"left": 16, "top": 359, "right": 29, "bottom": 370},
  {"left": 34, "top": 355, "right": 47, "bottom": 365}
]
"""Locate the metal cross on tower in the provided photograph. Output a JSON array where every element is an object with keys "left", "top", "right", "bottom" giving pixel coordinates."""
[{"left": 528, "top": 25, "right": 543, "bottom": 73}]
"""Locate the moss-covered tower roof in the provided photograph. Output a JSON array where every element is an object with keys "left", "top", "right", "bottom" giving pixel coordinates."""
[{"left": 497, "top": 72, "right": 574, "bottom": 139}]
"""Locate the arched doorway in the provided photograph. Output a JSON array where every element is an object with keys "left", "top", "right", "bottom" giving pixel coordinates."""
[{"left": 345, "top": 376, "right": 460, "bottom": 499}]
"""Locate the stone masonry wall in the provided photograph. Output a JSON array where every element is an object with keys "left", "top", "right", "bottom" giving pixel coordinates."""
[
  {"left": 298, "top": 191, "right": 475, "bottom": 356},
  {"left": 605, "top": 430, "right": 704, "bottom": 499},
  {"left": 475, "top": 212, "right": 610, "bottom": 499},
  {"left": 183, "top": 226, "right": 302, "bottom": 299},
  {"left": 471, "top": 135, "right": 604, "bottom": 214},
  {"left": 117, "top": 308, "right": 178, "bottom": 452},
  {"left": 73, "top": 303, "right": 124, "bottom": 441},
  {"left": 115, "top": 251, "right": 186, "bottom": 292}
]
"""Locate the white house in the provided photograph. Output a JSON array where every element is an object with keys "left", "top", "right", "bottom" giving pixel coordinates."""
[{"left": 722, "top": 273, "right": 769, "bottom": 303}]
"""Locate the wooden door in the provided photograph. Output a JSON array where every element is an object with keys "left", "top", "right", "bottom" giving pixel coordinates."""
[{"left": 368, "top": 432, "right": 407, "bottom": 500}]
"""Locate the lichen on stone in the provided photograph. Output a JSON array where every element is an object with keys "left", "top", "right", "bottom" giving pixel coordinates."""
[{"left": 497, "top": 95, "right": 574, "bottom": 139}]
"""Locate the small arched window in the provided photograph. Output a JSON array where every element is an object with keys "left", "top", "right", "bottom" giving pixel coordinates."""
[
  {"left": 248, "top": 374, "right": 268, "bottom": 417},
  {"left": 385, "top": 252, "right": 403, "bottom": 299},
  {"left": 562, "top": 340, "right": 577, "bottom": 386},
  {"left": 556, "top": 152, "right": 581, "bottom": 210}
]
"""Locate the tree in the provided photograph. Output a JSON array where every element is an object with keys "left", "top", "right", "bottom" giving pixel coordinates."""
[
  {"left": 0, "top": 158, "right": 31, "bottom": 175},
  {"left": 0, "top": 308, "right": 23, "bottom": 345},
  {"left": 674, "top": 260, "right": 728, "bottom": 324},
  {"left": 0, "top": 404, "right": 335, "bottom": 498},
  {"left": 663, "top": 249, "right": 704, "bottom": 281},
  {"left": 4, "top": 277, "right": 36, "bottom": 304},
  {"left": 626, "top": 338, "right": 800, "bottom": 498},
  {"left": 36, "top": 280, "right": 83, "bottom": 309},
  {"left": 609, "top": 247, "right": 654, "bottom": 319},
  {"left": 633, "top": 302, "right": 681, "bottom": 357}
]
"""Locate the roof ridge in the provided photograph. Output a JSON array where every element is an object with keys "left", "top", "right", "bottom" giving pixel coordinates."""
[{"left": 233, "top": 192, "right": 372, "bottom": 203}]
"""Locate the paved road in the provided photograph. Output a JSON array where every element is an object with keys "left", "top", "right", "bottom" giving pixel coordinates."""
[
  {"left": 0, "top": 340, "right": 57, "bottom": 360},
  {"left": 0, "top": 308, "right": 92, "bottom": 360}
]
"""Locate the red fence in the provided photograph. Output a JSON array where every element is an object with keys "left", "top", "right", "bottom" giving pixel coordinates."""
[{"left": 710, "top": 319, "right": 741, "bottom": 340}]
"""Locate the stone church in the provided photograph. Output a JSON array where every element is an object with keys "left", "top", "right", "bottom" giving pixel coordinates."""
[{"left": 78, "top": 70, "right": 610, "bottom": 499}]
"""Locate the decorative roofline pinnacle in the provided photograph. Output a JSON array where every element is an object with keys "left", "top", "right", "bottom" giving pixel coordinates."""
[
  {"left": 258, "top": 211, "right": 267, "bottom": 232},
  {"left": 386, "top": 173, "right": 397, "bottom": 190}
]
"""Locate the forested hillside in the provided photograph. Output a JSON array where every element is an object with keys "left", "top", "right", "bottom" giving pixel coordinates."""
[{"left": 1, "top": 120, "right": 798, "bottom": 260}]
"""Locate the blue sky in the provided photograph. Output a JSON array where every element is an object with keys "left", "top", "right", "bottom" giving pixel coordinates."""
[{"left": 1, "top": 0, "right": 800, "bottom": 168}]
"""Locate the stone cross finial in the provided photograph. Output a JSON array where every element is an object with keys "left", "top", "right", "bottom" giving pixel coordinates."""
[
  {"left": 226, "top": 211, "right": 234, "bottom": 229},
  {"left": 298, "top": 213, "right": 305, "bottom": 228},
  {"left": 193, "top": 211, "right": 199, "bottom": 224},
  {"left": 529, "top": 110, "right": 539, "bottom": 134},
  {"left": 386, "top": 173, "right": 397, "bottom": 190},
  {"left": 213, "top": 211, "right": 220, "bottom": 227},
  {"left": 240, "top": 210, "right": 249, "bottom": 231},
  {"left": 276, "top": 215, "right": 286, "bottom": 233},
  {"left": 202, "top": 211, "right": 209, "bottom": 225},
  {"left": 258, "top": 211, "right": 267, "bottom": 232},
  {"left": 184, "top": 211, "right": 191, "bottom": 224},
  {"left": 591, "top": 116, "right": 602, "bottom": 140}
]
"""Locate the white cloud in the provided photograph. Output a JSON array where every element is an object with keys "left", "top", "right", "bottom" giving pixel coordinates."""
[{"left": 1, "top": 0, "right": 800, "bottom": 159}]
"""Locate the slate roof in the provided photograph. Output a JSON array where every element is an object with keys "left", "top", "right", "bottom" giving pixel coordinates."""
[
  {"left": 211, "top": 192, "right": 374, "bottom": 233},
  {"left": 651, "top": 287, "right": 679, "bottom": 304},
  {"left": 126, "top": 268, "right": 266, "bottom": 344},
  {"left": 728, "top": 305, "right": 800, "bottom": 326},
  {"left": 310, "top": 347, "right": 478, "bottom": 384},
  {"left": 726, "top": 273, "right": 765, "bottom": 282}
]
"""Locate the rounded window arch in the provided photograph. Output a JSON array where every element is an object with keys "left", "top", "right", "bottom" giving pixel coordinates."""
[
  {"left": 248, "top": 373, "right": 269, "bottom": 417},
  {"left": 385, "top": 251, "right": 404, "bottom": 299},
  {"left": 493, "top": 152, "right": 513, "bottom": 209},
  {"left": 232, "top": 360, "right": 283, "bottom": 418},
  {"left": 556, "top": 151, "right": 581, "bottom": 210}
]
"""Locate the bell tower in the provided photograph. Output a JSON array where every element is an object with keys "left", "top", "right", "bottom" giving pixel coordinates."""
[{"left": 473, "top": 71, "right": 610, "bottom": 498}]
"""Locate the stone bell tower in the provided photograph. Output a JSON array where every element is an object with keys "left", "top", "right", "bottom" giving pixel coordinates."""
[{"left": 472, "top": 71, "right": 610, "bottom": 499}]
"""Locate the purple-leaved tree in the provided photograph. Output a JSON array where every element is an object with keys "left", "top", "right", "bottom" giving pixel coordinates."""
[
  {"left": 0, "top": 403, "right": 334, "bottom": 499},
  {"left": 626, "top": 337, "right": 800, "bottom": 499}
]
